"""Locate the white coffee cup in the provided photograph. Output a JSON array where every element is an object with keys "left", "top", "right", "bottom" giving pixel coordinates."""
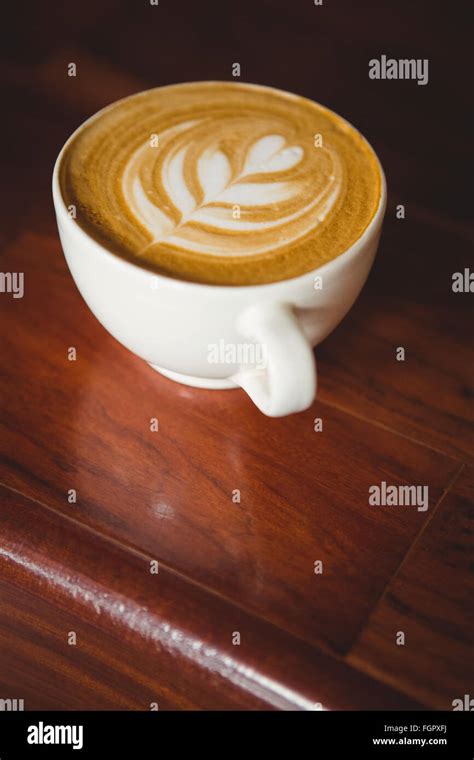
[{"left": 52, "top": 107, "right": 386, "bottom": 418}]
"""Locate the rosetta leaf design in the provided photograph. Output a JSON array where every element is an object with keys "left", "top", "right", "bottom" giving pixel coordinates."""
[
  {"left": 169, "top": 135, "right": 304, "bottom": 227},
  {"left": 198, "top": 149, "right": 232, "bottom": 201},
  {"left": 124, "top": 124, "right": 339, "bottom": 256}
]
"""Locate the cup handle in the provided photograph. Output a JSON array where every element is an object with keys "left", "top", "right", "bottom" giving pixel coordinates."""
[{"left": 232, "top": 302, "right": 317, "bottom": 417}]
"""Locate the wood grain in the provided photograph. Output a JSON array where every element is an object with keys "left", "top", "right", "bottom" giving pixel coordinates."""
[
  {"left": 0, "top": 234, "right": 461, "bottom": 660},
  {"left": 0, "top": 0, "right": 472, "bottom": 711},
  {"left": 318, "top": 210, "right": 474, "bottom": 463},
  {"left": 348, "top": 467, "right": 474, "bottom": 709},
  {"left": 0, "top": 486, "right": 423, "bottom": 710}
]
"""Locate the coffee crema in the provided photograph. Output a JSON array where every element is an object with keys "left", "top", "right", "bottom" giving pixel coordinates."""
[{"left": 60, "top": 82, "right": 381, "bottom": 285}]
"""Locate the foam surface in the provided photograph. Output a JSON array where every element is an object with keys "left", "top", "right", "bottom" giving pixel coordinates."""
[{"left": 60, "top": 82, "right": 381, "bottom": 284}]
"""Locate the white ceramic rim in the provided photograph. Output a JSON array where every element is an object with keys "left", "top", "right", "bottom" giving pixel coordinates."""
[{"left": 52, "top": 80, "right": 387, "bottom": 294}]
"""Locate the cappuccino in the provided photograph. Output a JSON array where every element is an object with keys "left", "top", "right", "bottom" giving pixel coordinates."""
[{"left": 60, "top": 82, "right": 381, "bottom": 285}]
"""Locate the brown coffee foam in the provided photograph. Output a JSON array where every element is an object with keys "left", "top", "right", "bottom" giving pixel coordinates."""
[{"left": 60, "top": 82, "right": 381, "bottom": 285}]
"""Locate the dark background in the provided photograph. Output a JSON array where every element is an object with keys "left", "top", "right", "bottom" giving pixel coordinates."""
[
  {"left": 1, "top": 0, "right": 472, "bottom": 238},
  {"left": 0, "top": 0, "right": 472, "bottom": 711}
]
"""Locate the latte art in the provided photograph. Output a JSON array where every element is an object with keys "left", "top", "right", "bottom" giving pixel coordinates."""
[
  {"left": 124, "top": 119, "right": 342, "bottom": 257},
  {"left": 60, "top": 82, "right": 381, "bottom": 284}
]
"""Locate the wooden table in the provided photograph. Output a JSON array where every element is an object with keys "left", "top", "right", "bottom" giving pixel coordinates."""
[{"left": 0, "top": 0, "right": 472, "bottom": 710}]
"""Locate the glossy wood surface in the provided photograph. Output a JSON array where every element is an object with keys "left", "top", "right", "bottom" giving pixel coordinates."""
[
  {"left": 0, "top": 0, "right": 472, "bottom": 709},
  {"left": 349, "top": 467, "right": 474, "bottom": 710}
]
